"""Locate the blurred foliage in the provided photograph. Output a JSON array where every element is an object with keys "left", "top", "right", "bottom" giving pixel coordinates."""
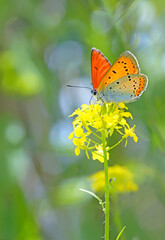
[{"left": 0, "top": 0, "right": 165, "bottom": 239}]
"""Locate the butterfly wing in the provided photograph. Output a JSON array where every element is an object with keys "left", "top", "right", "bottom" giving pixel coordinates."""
[
  {"left": 91, "top": 48, "right": 111, "bottom": 90},
  {"left": 102, "top": 74, "right": 148, "bottom": 103},
  {"left": 97, "top": 51, "right": 140, "bottom": 92}
]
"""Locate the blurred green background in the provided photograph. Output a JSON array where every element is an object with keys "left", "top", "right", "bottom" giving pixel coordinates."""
[{"left": 0, "top": 0, "right": 165, "bottom": 239}]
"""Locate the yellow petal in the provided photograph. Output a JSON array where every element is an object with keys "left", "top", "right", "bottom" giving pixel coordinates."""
[
  {"left": 75, "top": 147, "right": 80, "bottom": 156},
  {"left": 74, "top": 126, "right": 84, "bottom": 137},
  {"left": 133, "top": 133, "right": 138, "bottom": 142},
  {"left": 118, "top": 103, "right": 126, "bottom": 109},
  {"left": 122, "top": 112, "right": 133, "bottom": 119},
  {"left": 68, "top": 132, "right": 74, "bottom": 139},
  {"left": 73, "top": 138, "right": 80, "bottom": 146},
  {"left": 92, "top": 151, "right": 104, "bottom": 162}
]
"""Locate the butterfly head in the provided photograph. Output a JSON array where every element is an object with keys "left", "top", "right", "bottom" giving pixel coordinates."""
[{"left": 91, "top": 89, "right": 98, "bottom": 96}]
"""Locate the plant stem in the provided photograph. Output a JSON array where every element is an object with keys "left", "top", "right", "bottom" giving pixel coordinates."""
[
  {"left": 79, "top": 188, "right": 105, "bottom": 212},
  {"left": 86, "top": 137, "right": 99, "bottom": 145},
  {"left": 109, "top": 138, "right": 123, "bottom": 150},
  {"left": 102, "top": 130, "right": 110, "bottom": 240},
  {"left": 85, "top": 125, "right": 102, "bottom": 139}
]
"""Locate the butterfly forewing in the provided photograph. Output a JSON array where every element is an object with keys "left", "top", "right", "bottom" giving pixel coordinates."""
[
  {"left": 91, "top": 48, "right": 111, "bottom": 90},
  {"left": 97, "top": 51, "right": 140, "bottom": 92}
]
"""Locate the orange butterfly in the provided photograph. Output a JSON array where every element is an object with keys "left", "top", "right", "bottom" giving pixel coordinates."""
[{"left": 91, "top": 48, "right": 148, "bottom": 103}]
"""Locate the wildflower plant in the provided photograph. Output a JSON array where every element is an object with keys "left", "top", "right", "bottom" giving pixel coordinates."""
[{"left": 69, "top": 102, "right": 138, "bottom": 240}]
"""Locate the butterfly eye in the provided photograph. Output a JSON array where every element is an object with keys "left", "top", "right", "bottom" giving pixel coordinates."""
[{"left": 91, "top": 89, "right": 97, "bottom": 96}]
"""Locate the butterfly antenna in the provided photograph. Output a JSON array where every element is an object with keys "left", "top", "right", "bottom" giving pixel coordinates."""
[{"left": 66, "top": 84, "right": 92, "bottom": 90}]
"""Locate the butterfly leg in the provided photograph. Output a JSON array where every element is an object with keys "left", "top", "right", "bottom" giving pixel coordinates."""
[
  {"left": 113, "top": 101, "right": 123, "bottom": 109},
  {"left": 89, "top": 95, "right": 93, "bottom": 104}
]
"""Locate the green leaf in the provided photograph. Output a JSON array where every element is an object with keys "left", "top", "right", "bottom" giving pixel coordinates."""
[{"left": 116, "top": 226, "right": 126, "bottom": 240}]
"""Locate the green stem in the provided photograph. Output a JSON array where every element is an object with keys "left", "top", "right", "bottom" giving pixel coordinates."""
[
  {"left": 102, "top": 130, "right": 110, "bottom": 240},
  {"left": 79, "top": 188, "right": 105, "bottom": 212},
  {"left": 85, "top": 125, "right": 102, "bottom": 139},
  {"left": 86, "top": 137, "right": 99, "bottom": 145},
  {"left": 109, "top": 138, "right": 123, "bottom": 150}
]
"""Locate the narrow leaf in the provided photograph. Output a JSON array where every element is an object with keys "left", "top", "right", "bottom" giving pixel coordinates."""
[{"left": 116, "top": 226, "right": 126, "bottom": 240}]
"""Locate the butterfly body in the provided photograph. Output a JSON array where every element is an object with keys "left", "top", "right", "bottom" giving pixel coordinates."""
[{"left": 91, "top": 48, "right": 148, "bottom": 103}]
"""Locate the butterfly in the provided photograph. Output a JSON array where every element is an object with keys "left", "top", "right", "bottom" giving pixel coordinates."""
[{"left": 91, "top": 48, "right": 148, "bottom": 103}]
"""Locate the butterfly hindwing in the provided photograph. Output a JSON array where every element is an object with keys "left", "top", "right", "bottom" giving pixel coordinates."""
[
  {"left": 102, "top": 74, "right": 148, "bottom": 103},
  {"left": 91, "top": 48, "right": 111, "bottom": 90},
  {"left": 97, "top": 51, "right": 140, "bottom": 92}
]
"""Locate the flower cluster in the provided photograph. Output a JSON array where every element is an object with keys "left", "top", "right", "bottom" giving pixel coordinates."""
[
  {"left": 90, "top": 165, "right": 138, "bottom": 193},
  {"left": 69, "top": 102, "right": 138, "bottom": 162}
]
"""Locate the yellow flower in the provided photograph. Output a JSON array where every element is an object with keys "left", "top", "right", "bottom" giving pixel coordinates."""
[
  {"left": 69, "top": 102, "right": 137, "bottom": 161},
  {"left": 122, "top": 125, "right": 138, "bottom": 146},
  {"left": 73, "top": 136, "right": 86, "bottom": 148},
  {"left": 92, "top": 144, "right": 109, "bottom": 163},
  {"left": 90, "top": 165, "right": 138, "bottom": 193},
  {"left": 74, "top": 125, "right": 84, "bottom": 137}
]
